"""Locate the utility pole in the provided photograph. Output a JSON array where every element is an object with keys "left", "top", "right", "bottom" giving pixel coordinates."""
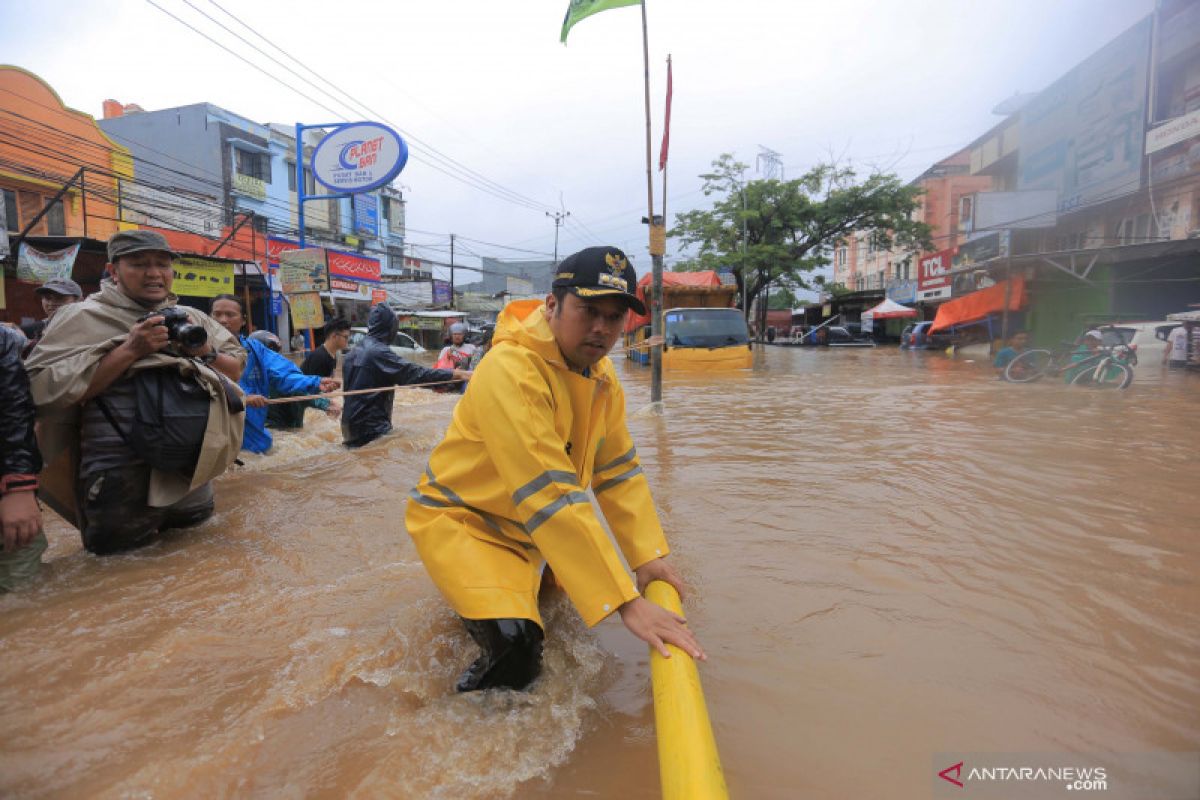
[
  {"left": 449, "top": 233, "right": 456, "bottom": 309},
  {"left": 546, "top": 210, "right": 570, "bottom": 264}
]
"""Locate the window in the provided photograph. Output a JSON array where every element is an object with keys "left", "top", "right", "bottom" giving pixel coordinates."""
[
  {"left": 235, "top": 148, "right": 271, "bottom": 182},
  {"left": 2, "top": 187, "right": 65, "bottom": 234},
  {"left": 286, "top": 161, "right": 296, "bottom": 192},
  {"left": 46, "top": 199, "right": 65, "bottom": 235},
  {"left": 303, "top": 167, "right": 315, "bottom": 195},
  {"left": 2, "top": 188, "right": 16, "bottom": 231}
]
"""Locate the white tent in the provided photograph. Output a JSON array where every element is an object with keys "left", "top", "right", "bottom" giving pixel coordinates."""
[{"left": 860, "top": 298, "right": 916, "bottom": 332}]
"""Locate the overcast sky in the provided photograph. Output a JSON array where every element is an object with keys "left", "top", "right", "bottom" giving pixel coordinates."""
[{"left": 2, "top": 0, "right": 1154, "bottom": 290}]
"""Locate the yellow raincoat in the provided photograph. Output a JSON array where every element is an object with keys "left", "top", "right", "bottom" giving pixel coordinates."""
[{"left": 406, "top": 300, "right": 669, "bottom": 628}]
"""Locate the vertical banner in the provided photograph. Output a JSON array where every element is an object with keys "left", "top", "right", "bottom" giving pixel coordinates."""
[
  {"left": 289, "top": 292, "right": 325, "bottom": 330},
  {"left": 16, "top": 242, "right": 80, "bottom": 283}
]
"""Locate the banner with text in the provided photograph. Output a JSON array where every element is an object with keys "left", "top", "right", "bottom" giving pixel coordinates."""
[
  {"left": 172, "top": 257, "right": 235, "bottom": 297},
  {"left": 289, "top": 292, "right": 325, "bottom": 330},
  {"left": 278, "top": 248, "right": 329, "bottom": 294},
  {"left": 16, "top": 242, "right": 79, "bottom": 284},
  {"left": 918, "top": 249, "right": 954, "bottom": 302}
]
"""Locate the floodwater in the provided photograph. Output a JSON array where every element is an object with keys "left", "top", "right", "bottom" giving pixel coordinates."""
[{"left": 2, "top": 346, "right": 1198, "bottom": 798}]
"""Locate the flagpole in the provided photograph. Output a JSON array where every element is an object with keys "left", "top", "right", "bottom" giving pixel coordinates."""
[{"left": 641, "top": 0, "right": 663, "bottom": 404}]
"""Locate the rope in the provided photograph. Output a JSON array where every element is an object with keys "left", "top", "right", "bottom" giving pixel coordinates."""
[{"left": 263, "top": 378, "right": 465, "bottom": 405}]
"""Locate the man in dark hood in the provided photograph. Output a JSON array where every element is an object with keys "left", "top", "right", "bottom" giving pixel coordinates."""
[{"left": 341, "top": 304, "right": 471, "bottom": 447}]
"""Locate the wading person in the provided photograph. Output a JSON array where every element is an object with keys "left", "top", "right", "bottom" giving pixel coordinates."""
[
  {"left": 993, "top": 330, "right": 1029, "bottom": 379},
  {"left": 340, "top": 303, "right": 471, "bottom": 448},
  {"left": 209, "top": 295, "right": 338, "bottom": 454},
  {"left": 406, "top": 246, "right": 705, "bottom": 693},
  {"left": 25, "top": 230, "right": 246, "bottom": 555},
  {"left": 0, "top": 324, "right": 44, "bottom": 591}
]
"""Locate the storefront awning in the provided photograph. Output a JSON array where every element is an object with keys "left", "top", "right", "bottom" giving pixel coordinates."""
[{"left": 929, "top": 277, "right": 1026, "bottom": 333}]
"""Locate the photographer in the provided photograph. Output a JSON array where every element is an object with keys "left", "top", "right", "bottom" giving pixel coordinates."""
[{"left": 25, "top": 231, "right": 246, "bottom": 555}]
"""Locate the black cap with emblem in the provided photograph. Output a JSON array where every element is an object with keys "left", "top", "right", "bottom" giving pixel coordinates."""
[{"left": 551, "top": 246, "right": 646, "bottom": 316}]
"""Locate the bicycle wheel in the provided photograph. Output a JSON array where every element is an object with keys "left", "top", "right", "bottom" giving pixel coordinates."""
[
  {"left": 1004, "top": 349, "right": 1053, "bottom": 382},
  {"left": 1070, "top": 360, "right": 1133, "bottom": 389}
]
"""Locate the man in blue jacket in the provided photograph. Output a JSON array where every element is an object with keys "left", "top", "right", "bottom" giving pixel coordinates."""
[
  {"left": 210, "top": 295, "right": 339, "bottom": 453},
  {"left": 341, "top": 303, "right": 471, "bottom": 448}
]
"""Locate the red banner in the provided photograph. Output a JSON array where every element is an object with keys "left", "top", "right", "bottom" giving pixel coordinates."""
[
  {"left": 327, "top": 249, "right": 381, "bottom": 283},
  {"left": 372, "top": 288, "right": 389, "bottom": 305},
  {"left": 659, "top": 54, "right": 673, "bottom": 171},
  {"left": 267, "top": 237, "right": 300, "bottom": 264}
]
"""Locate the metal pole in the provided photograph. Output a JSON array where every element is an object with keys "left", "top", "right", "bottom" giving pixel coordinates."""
[
  {"left": 546, "top": 210, "right": 570, "bottom": 264},
  {"left": 80, "top": 168, "right": 88, "bottom": 238},
  {"left": 640, "top": 0, "right": 662, "bottom": 404},
  {"left": 449, "top": 233, "right": 456, "bottom": 309}
]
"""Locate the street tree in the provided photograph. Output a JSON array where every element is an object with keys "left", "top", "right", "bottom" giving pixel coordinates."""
[{"left": 671, "top": 154, "right": 932, "bottom": 327}]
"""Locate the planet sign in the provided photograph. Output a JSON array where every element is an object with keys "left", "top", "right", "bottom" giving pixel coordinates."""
[{"left": 310, "top": 122, "right": 408, "bottom": 194}]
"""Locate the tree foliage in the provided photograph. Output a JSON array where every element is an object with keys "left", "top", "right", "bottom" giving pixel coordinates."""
[{"left": 671, "top": 154, "right": 932, "bottom": 319}]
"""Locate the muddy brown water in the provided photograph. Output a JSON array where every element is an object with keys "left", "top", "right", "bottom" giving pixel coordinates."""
[{"left": 2, "top": 346, "right": 1198, "bottom": 798}]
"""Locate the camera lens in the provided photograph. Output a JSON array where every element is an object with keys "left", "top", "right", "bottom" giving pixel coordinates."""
[{"left": 176, "top": 324, "right": 208, "bottom": 350}]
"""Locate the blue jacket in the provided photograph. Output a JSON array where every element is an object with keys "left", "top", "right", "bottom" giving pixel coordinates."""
[{"left": 239, "top": 335, "right": 321, "bottom": 453}]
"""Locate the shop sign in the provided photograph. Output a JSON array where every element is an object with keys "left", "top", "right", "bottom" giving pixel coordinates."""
[
  {"left": 271, "top": 292, "right": 283, "bottom": 316},
  {"left": 278, "top": 247, "right": 329, "bottom": 294},
  {"left": 267, "top": 237, "right": 300, "bottom": 265},
  {"left": 917, "top": 249, "right": 953, "bottom": 301},
  {"left": 354, "top": 194, "right": 379, "bottom": 237},
  {"left": 172, "top": 257, "right": 235, "bottom": 297},
  {"left": 954, "top": 231, "right": 1009, "bottom": 269},
  {"left": 371, "top": 288, "right": 389, "bottom": 305},
  {"left": 327, "top": 249, "right": 381, "bottom": 283},
  {"left": 432, "top": 279, "right": 452, "bottom": 306},
  {"left": 1146, "top": 108, "right": 1200, "bottom": 155},
  {"left": 329, "top": 277, "right": 372, "bottom": 301},
  {"left": 310, "top": 122, "right": 408, "bottom": 194},
  {"left": 415, "top": 316, "right": 446, "bottom": 330},
  {"left": 886, "top": 279, "right": 917, "bottom": 304},
  {"left": 289, "top": 292, "right": 325, "bottom": 330}
]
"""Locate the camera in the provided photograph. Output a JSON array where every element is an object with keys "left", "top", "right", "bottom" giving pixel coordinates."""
[{"left": 141, "top": 306, "right": 208, "bottom": 350}]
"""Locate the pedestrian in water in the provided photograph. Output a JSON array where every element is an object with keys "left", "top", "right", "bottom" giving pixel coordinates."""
[
  {"left": 0, "top": 324, "right": 44, "bottom": 591},
  {"left": 25, "top": 230, "right": 246, "bottom": 555},
  {"left": 993, "top": 330, "right": 1030, "bottom": 378},
  {"left": 302, "top": 317, "right": 350, "bottom": 379},
  {"left": 341, "top": 303, "right": 472, "bottom": 448},
  {"left": 209, "top": 295, "right": 339, "bottom": 454},
  {"left": 406, "top": 245, "right": 704, "bottom": 693},
  {"left": 436, "top": 322, "right": 477, "bottom": 369}
]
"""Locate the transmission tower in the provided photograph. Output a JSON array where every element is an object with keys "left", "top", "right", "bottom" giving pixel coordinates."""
[{"left": 757, "top": 146, "right": 784, "bottom": 180}]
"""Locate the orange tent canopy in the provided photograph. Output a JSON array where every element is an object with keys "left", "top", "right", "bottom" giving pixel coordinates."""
[{"left": 929, "top": 276, "right": 1026, "bottom": 333}]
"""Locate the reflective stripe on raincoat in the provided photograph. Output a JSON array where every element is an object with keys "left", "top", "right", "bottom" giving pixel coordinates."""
[{"left": 405, "top": 299, "right": 669, "bottom": 627}]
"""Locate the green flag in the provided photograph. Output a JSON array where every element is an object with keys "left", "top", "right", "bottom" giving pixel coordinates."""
[{"left": 560, "top": 0, "right": 640, "bottom": 43}]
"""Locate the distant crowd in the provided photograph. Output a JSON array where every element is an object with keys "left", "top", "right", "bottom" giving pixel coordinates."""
[{"left": 1, "top": 230, "right": 477, "bottom": 590}]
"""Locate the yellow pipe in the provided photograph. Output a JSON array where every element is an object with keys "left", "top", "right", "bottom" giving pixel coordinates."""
[{"left": 645, "top": 580, "right": 729, "bottom": 800}]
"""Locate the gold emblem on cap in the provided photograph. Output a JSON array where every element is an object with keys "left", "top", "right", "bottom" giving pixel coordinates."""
[{"left": 604, "top": 252, "right": 628, "bottom": 276}]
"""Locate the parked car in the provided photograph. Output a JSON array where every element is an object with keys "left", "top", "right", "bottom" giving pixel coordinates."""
[
  {"left": 348, "top": 327, "right": 427, "bottom": 358},
  {"left": 1086, "top": 322, "right": 1178, "bottom": 380},
  {"left": 900, "top": 321, "right": 954, "bottom": 350}
]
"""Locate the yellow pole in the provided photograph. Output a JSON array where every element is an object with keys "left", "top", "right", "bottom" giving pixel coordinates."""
[{"left": 645, "top": 580, "right": 729, "bottom": 800}]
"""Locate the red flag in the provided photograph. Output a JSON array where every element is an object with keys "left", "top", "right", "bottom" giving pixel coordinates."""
[{"left": 658, "top": 55, "right": 673, "bottom": 171}]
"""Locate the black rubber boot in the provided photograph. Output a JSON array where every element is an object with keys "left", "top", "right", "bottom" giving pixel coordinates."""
[{"left": 456, "top": 618, "right": 545, "bottom": 692}]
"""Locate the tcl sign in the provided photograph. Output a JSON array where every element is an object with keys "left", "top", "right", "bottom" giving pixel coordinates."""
[{"left": 918, "top": 249, "right": 954, "bottom": 301}]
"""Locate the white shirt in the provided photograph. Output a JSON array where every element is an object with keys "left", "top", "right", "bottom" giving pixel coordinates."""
[{"left": 1167, "top": 325, "right": 1188, "bottom": 362}]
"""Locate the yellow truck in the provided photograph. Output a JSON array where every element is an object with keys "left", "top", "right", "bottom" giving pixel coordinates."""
[{"left": 625, "top": 272, "right": 752, "bottom": 370}]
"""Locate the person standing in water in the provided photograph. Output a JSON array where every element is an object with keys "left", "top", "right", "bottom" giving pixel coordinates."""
[{"left": 406, "top": 246, "right": 704, "bottom": 693}]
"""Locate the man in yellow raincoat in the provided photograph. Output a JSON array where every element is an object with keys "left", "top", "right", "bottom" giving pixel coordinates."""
[{"left": 406, "top": 246, "right": 704, "bottom": 692}]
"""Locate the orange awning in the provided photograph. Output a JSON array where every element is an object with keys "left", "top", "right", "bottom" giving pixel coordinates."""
[{"left": 928, "top": 277, "right": 1026, "bottom": 333}]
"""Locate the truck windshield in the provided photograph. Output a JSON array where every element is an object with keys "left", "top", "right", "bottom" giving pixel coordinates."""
[{"left": 664, "top": 308, "right": 750, "bottom": 347}]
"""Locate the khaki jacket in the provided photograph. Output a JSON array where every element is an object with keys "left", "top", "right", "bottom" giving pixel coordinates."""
[
  {"left": 25, "top": 280, "right": 246, "bottom": 524},
  {"left": 406, "top": 300, "right": 669, "bottom": 627}
]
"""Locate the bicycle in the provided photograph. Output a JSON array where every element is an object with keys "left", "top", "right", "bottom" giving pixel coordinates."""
[{"left": 1004, "top": 341, "right": 1136, "bottom": 388}]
